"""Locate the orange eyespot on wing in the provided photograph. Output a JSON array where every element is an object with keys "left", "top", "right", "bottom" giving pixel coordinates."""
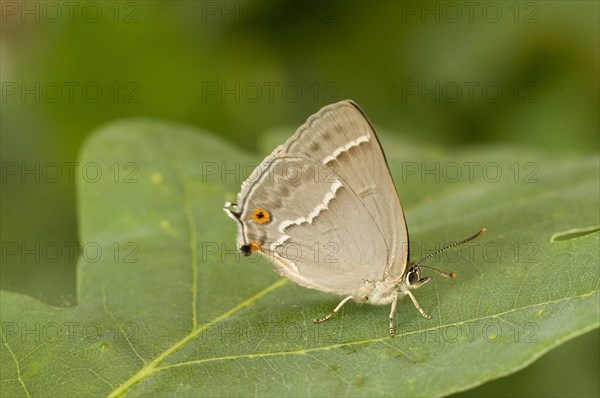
[{"left": 251, "top": 208, "right": 271, "bottom": 224}]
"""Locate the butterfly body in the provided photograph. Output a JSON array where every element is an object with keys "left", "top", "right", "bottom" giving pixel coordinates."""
[{"left": 366, "top": 279, "right": 408, "bottom": 305}]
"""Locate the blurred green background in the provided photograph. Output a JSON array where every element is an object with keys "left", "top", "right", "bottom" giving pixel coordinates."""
[{"left": 1, "top": 1, "right": 598, "bottom": 396}]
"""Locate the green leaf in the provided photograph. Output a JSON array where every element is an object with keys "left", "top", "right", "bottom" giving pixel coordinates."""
[{"left": 2, "top": 119, "right": 598, "bottom": 397}]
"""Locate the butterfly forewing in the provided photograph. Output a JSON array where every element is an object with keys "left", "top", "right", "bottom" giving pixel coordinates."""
[
  {"left": 233, "top": 100, "right": 408, "bottom": 294},
  {"left": 284, "top": 101, "right": 409, "bottom": 277}
]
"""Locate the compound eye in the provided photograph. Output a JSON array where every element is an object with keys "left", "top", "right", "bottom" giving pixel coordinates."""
[{"left": 407, "top": 269, "right": 420, "bottom": 285}]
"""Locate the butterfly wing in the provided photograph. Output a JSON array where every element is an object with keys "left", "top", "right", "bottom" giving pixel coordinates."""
[
  {"left": 281, "top": 100, "right": 410, "bottom": 278},
  {"left": 225, "top": 100, "right": 409, "bottom": 296}
]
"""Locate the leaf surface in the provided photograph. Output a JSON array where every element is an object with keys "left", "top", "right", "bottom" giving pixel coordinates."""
[{"left": 1, "top": 120, "right": 598, "bottom": 397}]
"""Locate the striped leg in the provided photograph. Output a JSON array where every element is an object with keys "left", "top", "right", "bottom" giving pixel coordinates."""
[
  {"left": 406, "top": 290, "right": 431, "bottom": 319},
  {"left": 389, "top": 295, "right": 398, "bottom": 337},
  {"left": 313, "top": 296, "right": 354, "bottom": 323}
]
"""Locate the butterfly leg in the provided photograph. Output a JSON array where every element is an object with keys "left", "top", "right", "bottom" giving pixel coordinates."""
[
  {"left": 389, "top": 295, "right": 398, "bottom": 337},
  {"left": 406, "top": 290, "right": 432, "bottom": 319},
  {"left": 313, "top": 296, "right": 354, "bottom": 323}
]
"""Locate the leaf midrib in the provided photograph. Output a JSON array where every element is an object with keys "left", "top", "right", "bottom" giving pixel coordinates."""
[{"left": 155, "top": 289, "right": 600, "bottom": 370}]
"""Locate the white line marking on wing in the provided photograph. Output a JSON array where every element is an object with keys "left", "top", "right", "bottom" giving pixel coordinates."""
[
  {"left": 322, "top": 134, "right": 370, "bottom": 165},
  {"left": 279, "top": 180, "right": 343, "bottom": 232}
]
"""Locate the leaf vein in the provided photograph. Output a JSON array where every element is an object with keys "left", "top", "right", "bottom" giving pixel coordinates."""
[
  {"left": 157, "top": 290, "right": 599, "bottom": 371},
  {"left": 1, "top": 329, "right": 32, "bottom": 398},
  {"left": 171, "top": 159, "right": 200, "bottom": 329},
  {"left": 105, "top": 278, "right": 288, "bottom": 397},
  {"left": 102, "top": 287, "right": 147, "bottom": 364}
]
